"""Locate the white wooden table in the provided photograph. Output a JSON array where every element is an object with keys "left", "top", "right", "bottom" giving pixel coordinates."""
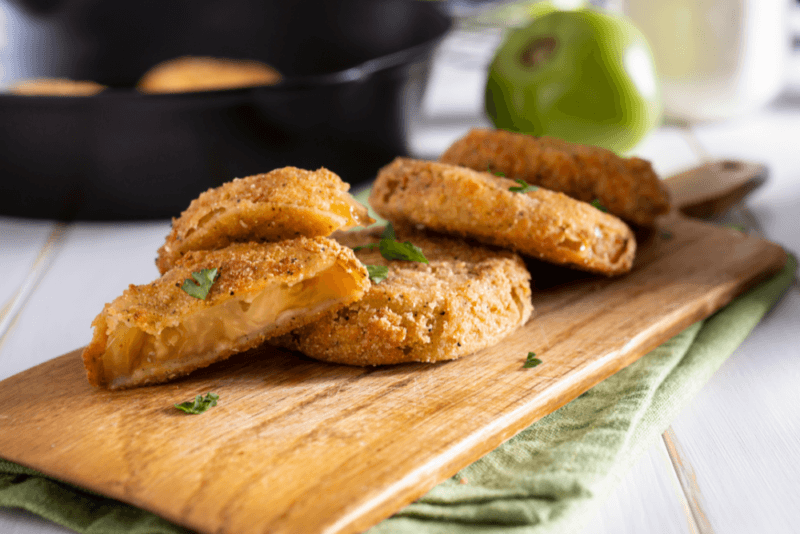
[{"left": 2, "top": 27, "right": 799, "bottom": 534}]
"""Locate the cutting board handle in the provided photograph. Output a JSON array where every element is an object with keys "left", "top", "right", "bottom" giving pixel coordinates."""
[{"left": 663, "top": 160, "right": 767, "bottom": 219}]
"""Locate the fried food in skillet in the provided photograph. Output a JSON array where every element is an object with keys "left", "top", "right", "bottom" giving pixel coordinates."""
[
  {"left": 439, "top": 128, "right": 670, "bottom": 227},
  {"left": 156, "top": 166, "right": 374, "bottom": 274},
  {"left": 137, "top": 56, "right": 281, "bottom": 93},
  {"left": 272, "top": 225, "right": 532, "bottom": 365},
  {"left": 369, "top": 158, "right": 636, "bottom": 276},
  {"left": 8, "top": 78, "right": 106, "bottom": 96},
  {"left": 83, "top": 238, "right": 369, "bottom": 389}
]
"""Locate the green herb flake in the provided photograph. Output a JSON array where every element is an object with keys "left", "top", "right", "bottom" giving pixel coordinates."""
[
  {"left": 352, "top": 223, "right": 396, "bottom": 252},
  {"left": 379, "top": 239, "right": 429, "bottom": 263},
  {"left": 523, "top": 352, "right": 542, "bottom": 368},
  {"left": 509, "top": 179, "right": 539, "bottom": 194},
  {"left": 381, "top": 222, "right": 397, "bottom": 241},
  {"left": 660, "top": 230, "right": 673, "bottom": 240},
  {"left": 487, "top": 165, "right": 505, "bottom": 177},
  {"left": 355, "top": 223, "right": 429, "bottom": 264},
  {"left": 366, "top": 265, "right": 389, "bottom": 284},
  {"left": 181, "top": 267, "right": 219, "bottom": 300},
  {"left": 590, "top": 199, "right": 609, "bottom": 213},
  {"left": 727, "top": 224, "right": 747, "bottom": 233},
  {"left": 174, "top": 392, "right": 219, "bottom": 414},
  {"left": 352, "top": 243, "right": 379, "bottom": 252}
]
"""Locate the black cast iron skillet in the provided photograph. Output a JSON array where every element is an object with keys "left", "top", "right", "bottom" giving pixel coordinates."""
[{"left": 0, "top": 0, "right": 451, "bottom": 220}]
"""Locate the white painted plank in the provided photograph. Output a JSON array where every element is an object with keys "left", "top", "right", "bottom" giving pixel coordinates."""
[
  {"left": 668, "top": 289, "right": 800, "bottom": 534},
  {"left": 0, "top": 509, "right": 74, "bottom": 534},
  {"left": 0, "top": 220, "right": 170, "bottom": 381},
  {"left": 0, "top": 218, "right": 55, "bottom": 311},
  {"left": 581, "top": 439, "right": 694, "bottom": 534}
]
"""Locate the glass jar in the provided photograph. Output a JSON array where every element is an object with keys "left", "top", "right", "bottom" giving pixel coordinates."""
[{"left": 624, "top": 0, "right": 790, "bottom": 122}]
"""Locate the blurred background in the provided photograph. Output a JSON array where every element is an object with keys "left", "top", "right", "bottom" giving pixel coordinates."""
[
  {"left": 415, "top": 0, "right": 800, "bottom": 150},
  {"left": 0, "top": 0, "right": 452, "bottom": 219},
  {"left": 0, "top": 0, "right": 799, "bottom": 219}
]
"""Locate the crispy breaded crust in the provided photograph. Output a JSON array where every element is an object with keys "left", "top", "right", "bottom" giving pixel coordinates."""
[
  {"left": 439, "top": 128, "right": 670, "bottom": 226},
  {"left": 83, "top": 237, "right": 369, "bottom": 389},
  {"left": 369, "top": 158, "right": 636, "bottom": 276},
  {"left": 137, "top": 56, "right": 281, "bottom": 93},
  {"left": 9, "top": 78, "right": 106, "bottom": 96},
  {"left": 272, "top": 226, "right": 532, "bottom": 365},
  {"left": 156, "top": 166, "right": 374, "bottom": 273}
]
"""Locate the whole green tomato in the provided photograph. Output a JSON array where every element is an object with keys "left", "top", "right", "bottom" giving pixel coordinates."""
[{"left": 485, "top": 9, "right": 662, "bottom": 154}]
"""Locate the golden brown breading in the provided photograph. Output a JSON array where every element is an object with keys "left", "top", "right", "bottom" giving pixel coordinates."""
[
  {"left": 369, "top": 158, "right": 636, "bottom": 276},
  {"left": 137, "top": 56, "right": 281, "bottom": 93},
  {"left": 272, "top": 226, "right": 532, "bottom": 365},
  {"left": 8, "top": 78, "right": 106, "bottom": 96},
  {"left": 156, "top": 166, "right": 374, "bottom": 274},
  {"left": 83, "top": 238, "right": 369, "bottom": 389},
  {"left": 439, "top": 128, "right": 670, "bottom": 226}
]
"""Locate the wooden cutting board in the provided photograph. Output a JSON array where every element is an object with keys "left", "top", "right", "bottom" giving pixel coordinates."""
[{"left": 0, "top": 174, "right": 788, "bottom": 534}]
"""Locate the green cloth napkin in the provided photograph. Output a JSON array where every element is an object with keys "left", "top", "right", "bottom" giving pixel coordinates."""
[{"left": 1, "top": 255, "right": 795, "bottom": 534}]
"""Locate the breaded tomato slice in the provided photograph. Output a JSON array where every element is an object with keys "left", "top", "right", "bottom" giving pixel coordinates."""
[
  {"left": 440, "top": 128, "right": 670, "bottom": 227},
  {"left": 84, "top": 237, "right": 368, "bottom": 389},
  {"left": 156, "top": 167, "right": 373, "bottom": 273},
  {"left": 370, "top": 158, "right": 636, "bottom": 276},
  {"left": 273, "top": 225, "right": 532, "bottom": 365}
]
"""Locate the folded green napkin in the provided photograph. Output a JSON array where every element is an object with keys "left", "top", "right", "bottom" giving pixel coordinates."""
[{"left": 1, "top": 255, "right": 795, "bottom": 534}]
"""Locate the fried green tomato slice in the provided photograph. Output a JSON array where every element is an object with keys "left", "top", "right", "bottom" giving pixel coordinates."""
[
  {"left": 370, "top": 158, "right": 636, "bottom": 276},
  {"left": 272, "top": 225, "right": 532, "bottom": 365},
  {"left": 83, "top": 238, "right": 369, "bottom": 389},
  {"left": 440, "top": 128, "right": 670, "bottom": 227},
  {"left": 156, "top": 166, "right": 374, "bottom": 274}
]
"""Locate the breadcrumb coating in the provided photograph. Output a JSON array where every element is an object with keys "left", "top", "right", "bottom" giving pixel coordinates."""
[
  {"left": 83, "top": 238, "right": 369, "bottom": 389},
  {"left": 370, "top": 158, "right": 636, "bottom": 276},
  {"left": 272, "top": 225, "right": 532, "bottom": 365},
  {"left": 156, "top": 166, "right": 374, "bottom": 273},
  {"left": 439, "top": 128, "right": 670, "bottom": 227}
]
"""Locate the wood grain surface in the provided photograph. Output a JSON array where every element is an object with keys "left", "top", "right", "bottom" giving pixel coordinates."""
[{"left": 0, "top": 214, "right": 787, "bottom": 534}]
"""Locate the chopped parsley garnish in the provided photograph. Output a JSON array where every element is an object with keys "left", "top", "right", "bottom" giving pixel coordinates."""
[
  {"left": 174, "top": 392, "right": 219, "bottom": 414},
  {"left": 379, "top": 239, "right": 429, "bottom": 263},
  {"left": 590, "top": 199, "right": 608, "bottom": 213},
  {"left": 181, "top": 267, "right": 219, "bottom": 300},
  {"left": 352, "top": 223, "right": 429, "bottom": 264},
  {"left": 381, "top": 223, "right": 397, "bottom": 241},
  {"left": 727, "top": 223, "right": 747, "bottom": 233},
  {"left": 523, "top": 352, "right": 542, "bottom": 368},
  {"left": 366, "top": 265, "right": 389, "bottom": 284},
  {"left": 509, "top": 179, "right": 539, "bottom": 194},
  {"left": 660, "top": 229, "right": 673, "bottom": 240},
  {"left": 487, "top": 165, "right": 505, "bottom": 177}
]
